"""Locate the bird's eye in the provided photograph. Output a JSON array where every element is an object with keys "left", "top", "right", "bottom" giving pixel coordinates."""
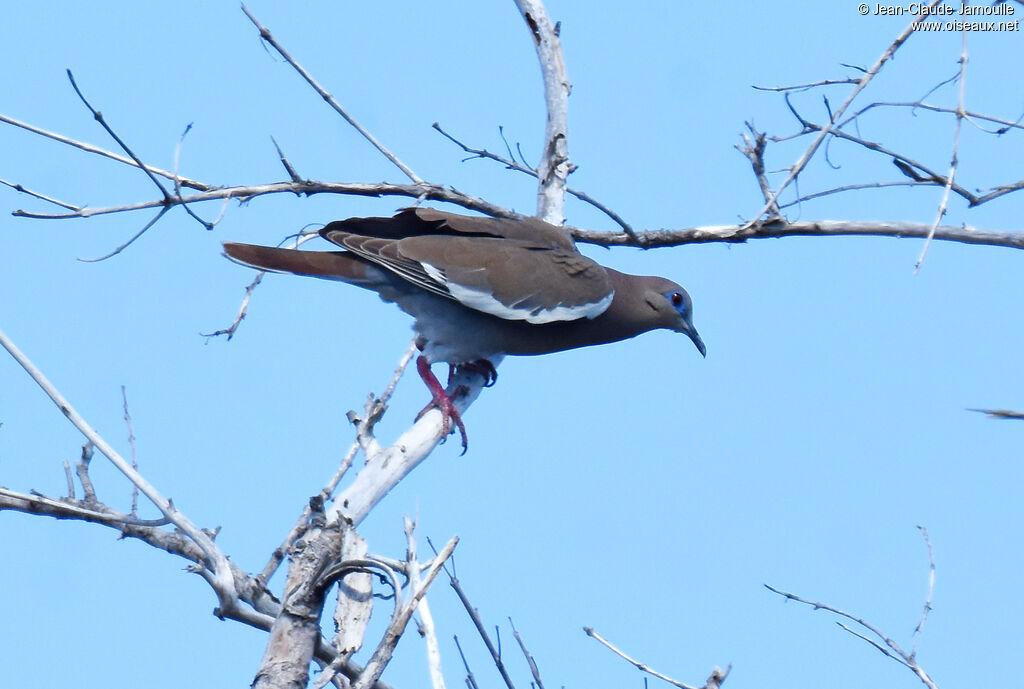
[{"left": 670, "top": 291, "right": 684, "bottom": 307}]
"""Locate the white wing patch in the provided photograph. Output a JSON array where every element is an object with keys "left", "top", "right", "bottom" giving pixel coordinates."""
[{"left": 420, "top": 261, "right": 614, "bottom": 324}]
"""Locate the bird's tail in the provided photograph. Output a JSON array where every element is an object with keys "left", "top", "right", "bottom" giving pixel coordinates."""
[{"left": 223, "top": 242, "right": 376, "bottom": 284}]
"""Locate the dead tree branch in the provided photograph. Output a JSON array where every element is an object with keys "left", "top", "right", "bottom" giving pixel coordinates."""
[
  {"left": 432, "top": 122, "right": 636, "bottom": 237},
  {"left": 569, "top": 219, "right": 1024, "bottom": 250},
  {"left": 240, "top": 4, "right": 423, "bottom": 185},
  {"left": 513, "top": 0, "right": 571, "bottom": 223},
  {"left": 914, "top": 33, "right": 968, "bottom": 273},
  {"left": 584, "top": 627, "right": 730, "bottom": 689},
  {"left": 765, "top": 528, "right": 940, "bottom": 689},
  {"left": 748, "top": 0, "right": 944, "bottom": 225}
]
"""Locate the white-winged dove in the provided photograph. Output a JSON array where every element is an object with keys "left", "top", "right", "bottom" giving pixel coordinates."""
[{"left": 224, "top": 208, "right": 704, "bottom": 451}]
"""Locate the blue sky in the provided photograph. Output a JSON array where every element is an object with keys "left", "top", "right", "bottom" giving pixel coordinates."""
[{"left": 2, "top": 2, "right": 1021, "bottom": 688}]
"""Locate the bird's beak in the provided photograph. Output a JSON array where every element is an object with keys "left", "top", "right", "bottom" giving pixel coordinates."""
[{"left": 677, "top": 319, "right": 706, "bottom": 358}]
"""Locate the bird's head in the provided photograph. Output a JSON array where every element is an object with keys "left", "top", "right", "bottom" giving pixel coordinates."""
[{"left": 641, "top": 278, "right": 706, "bottom": 357}]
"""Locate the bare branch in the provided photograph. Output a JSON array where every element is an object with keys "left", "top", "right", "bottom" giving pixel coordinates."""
[
  {"left": 0, "top": 177, "right": 81, "bottom": 211},
  {"left": 432, "top": 122, "right": 637, "bottom": 237},
  {"left": 771, "top": 107, "right": 980, "bottom": 205},
  {"left": 453, "top": 635, "right": 481, "bottom": 689},
  {"left": 256, "top": 441, "right": 359, "bottom": 589},
  {"left": 75, "top": 442, "right": 98, "bottom": 503},
  {"left": 328, "top": 360, "right": 494, "bottom": 527},
  {"left": 12, "top": 179, "right": 516, "bottom": 222},
  {"left": 833, "top": 622, "right": 912, "bottom": 667},
  {"left": 257, "top": 344, "right": 413, "bottom": 588},
  {"left": 841, "top": 101, "right": 1024, "bottom": 135},
  {"left": 765, "top": 580, "right": 939, "bottom": 689},
  {"left": 66, "top": 70, "right": 174, "bottom": 205},
  {"left": 753, "top": 77, "right": 860, "bottom": 92},
  {"left": 778, "top": 181, "right": 938, "bottom": 209},
  {"left": 911, "top": 526, "right": 936, "bottom": 661},
  {"left": 444, "top": 570, "right": 518, "bottom": 689},
  {"left": 351, "top": 535, "right": 459, "bottom": 689},
  {"left": 737, "top": 124, "right": 780, "bottom": 218},
  {"left": 0, "top": 485, "right": 168, "bottom": 527},
  {"left": 508, "top": 618, "right": 544, "bottom": 689},
  {"left": 0, "top": 112, "right": 213, "bottom": 191},
  {"left": 0, "top": 326, "right": 240, "bottom": 613},
  {"left": 765, "top": 584, "right": 908, "bottom": 657},
  {"left": 748, "top": 0, "right": 944, "bottom": 224},
  {"left": 240, "top": 4, "right": 423, "bottom": 185},
  {"left": 570, "top": 219, "right": 1024, "bottom": 251},
  {"left": 406, "top": 518, "right": 446, "bottom": 689},
  {"left": 513, "top": 0, "right": 571, "bottom": 223},
  {"left": 205, "top": 231, "right": 320, "bottom": 341},
  {"left": 348, "top": 341, "right": 418, "bottom": 457},
  {"left": 252, "top": 505, "right": 344, "bottom": 689},
  {"left": 914, "top": 33, "right": 968, "bottom": 273},
  {"left": 78, "top": 207, "right": 170, "bottom": 262},
  {"left": 120, "top": 386, "right": 140, "bottom": 517},
  {"left": 271, "top": 135, "right": 303, "bottom": 183},
  {"left": 584, "top": 626, "right": 728, "bottom": 689}
]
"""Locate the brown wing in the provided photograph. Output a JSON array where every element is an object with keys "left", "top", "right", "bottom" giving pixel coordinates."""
[{"left": 320, "top": 208, "right": 614, "bottom": 323}]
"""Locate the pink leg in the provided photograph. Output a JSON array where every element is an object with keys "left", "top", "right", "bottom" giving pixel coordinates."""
[{"left": 415, "top": 356, "right": 468, "bottom": 453}]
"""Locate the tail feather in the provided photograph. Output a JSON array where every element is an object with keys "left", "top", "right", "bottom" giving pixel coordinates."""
[{"left": 223, "top": 242, "right": 372, "bottom": 283}]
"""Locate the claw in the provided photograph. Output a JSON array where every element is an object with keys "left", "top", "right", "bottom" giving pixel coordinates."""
[
  {"left": 460, "top": 359, "right": 498, "bottom": 387},
  {"left": 416, "top": 356, "right": 468, "bottom": 453}
]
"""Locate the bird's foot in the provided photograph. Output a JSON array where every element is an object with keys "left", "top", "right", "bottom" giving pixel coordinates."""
[
  {"left": 454, "top": 359, "right": 498, "bottom": 387},
  {"left": 415, "top": 356, "right": 468, "bottom": 453}
]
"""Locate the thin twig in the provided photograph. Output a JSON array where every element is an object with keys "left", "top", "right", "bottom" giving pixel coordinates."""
[
  {"left": 752, "top": 77, "right": 860, "bottom": 92},
  {"left": 910, "top": 526, "right": 936, "bottom": 660},
  {"left": 76, "top": 443, "right": 97, "bottom": 503},
  {"left": 914, "top": 32, "right": 968, "bottom": 274},
  {"left": 66, "top": 70, "right": 172, "bottom": 203},
  {"left": 0, "top": 178, "right": 82, "bottom": 211},
  {"left": 765, "top": 584, "right": 908, "bottom": 658},
  {"left": 77, "top": 207, "right": 170, "bottom": 262},
  {"left": 778, "top": 180, "right": 937, "bottom": 208},
  {"left": 432, "top": 122, "right": 637, "bottom": 238},
  {"left": 12, "top": 179, "right": 516, "bottom": 222},
  {"left": 256, "top": 442, "right": 359, "bottom": 589},
  {"left": 840, "top": 101, "right": 1024, "bottom": 135},
  {"left": 453, "top": 636, "right": 481, "bottom": 689},
  {"left": 351, "top": 536, "right": 459, "bottom": 689},
  {"left": 737, "top": 124, "right": 780, "bottom": 217},
  {"left": 203, "top": 231, "right": 316, "bottom": 341},
  {"left": 584, "top": 627, "right": 725, "bottom": 689},
  {"left": 508, "top": 618, "right": 544, "bottom": 689},
  {"left": 258, "top": 343, "right": 413, "bottom": 588},
  {"left": 272, "top": 136, "right": 303, "bottom": 183},
  {"left": 748, "top": 0, "right": 943, "bottom": 225},
  {"left": 833, "top": 622, "right": 911, "bottom": 667},
  {"left": 205, "top": 269, "right": 263, "bottom": 341},
  {"left": 765, "top": 582, "right": 938, "bottom": 689},
  {"left": 0, "top": 112, "right": 212, "bottom": 190},
  {"left": 121, "top": 386, "right": 140, "bottom": 517},
  {"left": 240, "top": 4, "right": 423, "bottom": 185},
  {"left": 171, "top": 123, "right": 213, "bottom": 230},
  {"left": 0, "top": 326, "right": 239, "bottom": 612},
  {"left": 773, "top": 101, "right": 979, "bottom": 205},
  {"left": 445, "top": 573, "right": 517, "bottom": 689},
  {"left": 62, "top": 460, "right": 76, "bottom": 499},
  {"left": 406, "top": 518, "right": 446, "bottom": 689}
]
